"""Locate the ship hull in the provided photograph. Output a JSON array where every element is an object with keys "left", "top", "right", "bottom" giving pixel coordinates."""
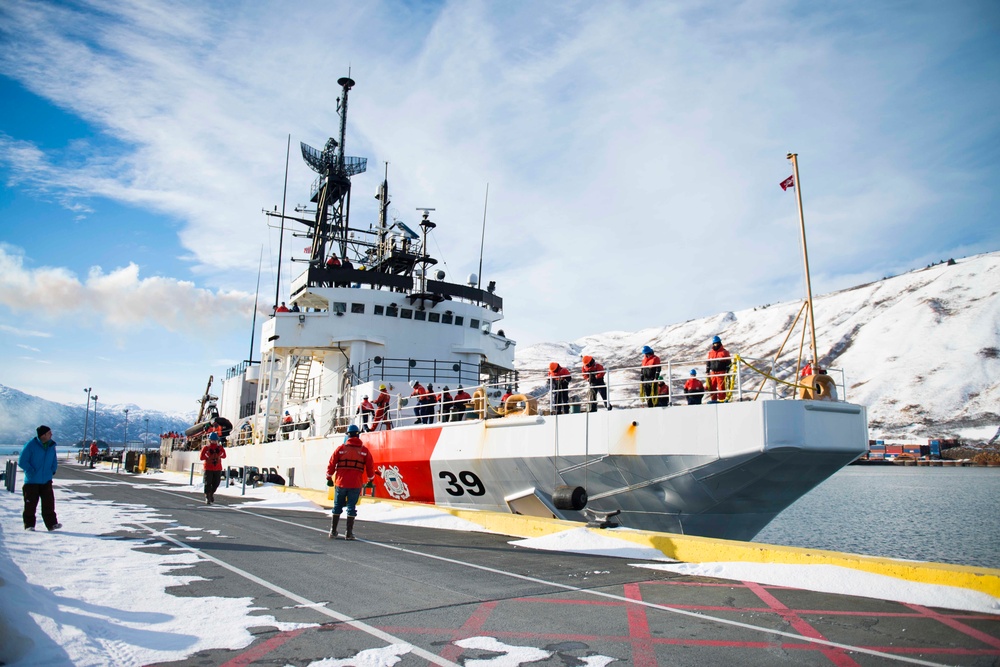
[{"left": 165, "top": 398, "right": 867, "bottom": 541}]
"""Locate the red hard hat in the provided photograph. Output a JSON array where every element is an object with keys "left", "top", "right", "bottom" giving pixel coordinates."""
[
  {"left": 582, "top": 355, "right": 593, "bottom": 365},
  {"left": 549, "top": 362, "right": 559, "bottom": 371}
]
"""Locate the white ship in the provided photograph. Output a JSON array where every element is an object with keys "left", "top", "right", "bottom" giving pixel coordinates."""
[{"left": 163, "top": 76, "right": 868, "bottom": 541}]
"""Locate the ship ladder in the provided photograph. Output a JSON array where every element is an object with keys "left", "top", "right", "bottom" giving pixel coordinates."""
[{"left": 287, "top": 355, "right": 312, "bottom": 401}]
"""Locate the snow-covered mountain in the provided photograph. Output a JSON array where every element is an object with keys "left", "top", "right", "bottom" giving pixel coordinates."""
[
  {"left": 516, "top": 250, "right": 1000, "bottom": 442},
  {"left": 0, "top": 385, "right": 195, "bottom": 447},
  {"left": 3, "top": 251, "right": 997, "bottom": 445}
]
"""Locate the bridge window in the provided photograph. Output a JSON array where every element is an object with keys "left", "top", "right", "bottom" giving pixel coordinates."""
[
  {"left": 442, "top": 313, "right": 453, "bottom": 324},
  {"left": 401, "top": 308, "right": 413, "bottom": 319},
  {"left": 470, "top": 318, "right": 480, "bottom": 329},
  {"left": 455, "top": 316, "right": 464, "bottom": 326},
  {"left": 333, "top": 302, "right": 347, "bottom": 314},
  {"left": 414, "top": 310, "right": 426, "bottom": 321},
  {"left": 374, "top": 305, "right": 384, "bottom": 315},
  {"left": 386, "top": 305, "right": 398, "bottom": 317},
  {"left": 428, "top": 312, "right": 441, "bottom": 323},
  {"left": 351, "top": 303, "right": 365, "bottom": 314}
]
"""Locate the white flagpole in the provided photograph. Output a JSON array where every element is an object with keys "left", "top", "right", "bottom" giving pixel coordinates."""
[{"left": 786, "top": 152, "right": 819, "bottom": 368}]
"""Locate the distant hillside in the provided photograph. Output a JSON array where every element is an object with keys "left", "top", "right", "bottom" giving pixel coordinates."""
[
  {"left": 516, "top": 251, "right": 1000, "bottom": 441},
  {"left": 0, "top": 385, "right": 195, "bottom": 446}
]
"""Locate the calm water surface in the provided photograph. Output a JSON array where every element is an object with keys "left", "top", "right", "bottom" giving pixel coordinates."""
[{"left": 755, "top": 465, "right": 1000, "bottom": 569}]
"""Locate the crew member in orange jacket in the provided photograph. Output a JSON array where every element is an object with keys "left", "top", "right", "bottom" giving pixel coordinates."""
[
  {"left": 581, "top": 355, "right": 612, "bottom": 411},
  {"left": 548, "top": 362, "right": 572, "bottom": 415},
  {"left": 706, "top": 336, "right": 732, "bottom": 403},
  {"left": 325, "top": 424, "right": 374, "bottom": 540},
  {"left": 356, "top": 396, "right": 375, "bottom": 431},
  {"left": 373, "top": 384, "right": 392, "bottom": 430},
  {"left": 640, "top": 346, "right": 662, "bottom": 407},
  {"left": 89, "top": 440, "right": 98, "bottom": 468},
  {"left": 452, "top": 386, "right": 472, "bottom": 422},
  {"left": 410, "top": 382, "right": 428, "bottom": 424},
  {"left": 684, "top": 369, "right": 706, "bottom": 405}
]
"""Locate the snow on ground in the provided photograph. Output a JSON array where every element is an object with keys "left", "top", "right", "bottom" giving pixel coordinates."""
[{"left": 1, "top": 460, "right": 997, "bottom": 666}]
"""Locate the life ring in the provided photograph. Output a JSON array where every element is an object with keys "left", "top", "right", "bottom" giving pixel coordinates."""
[
  {"left": 798, "top": 373, "right": 838, "bottom": 401},
  {"left": 503, "top": 394, "right": 538, "bottom": 416}
]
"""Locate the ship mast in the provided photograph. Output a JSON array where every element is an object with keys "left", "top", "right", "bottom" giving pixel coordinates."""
[{"left": 787, "top": 152, "right": 819, "bottom": 367}]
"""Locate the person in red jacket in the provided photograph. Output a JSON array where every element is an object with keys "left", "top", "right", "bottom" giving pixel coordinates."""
[
  {"left": 706, "top": 336, "right": 732, "bottom": 403},
  {"left": 373, "top": 384, "right": 392, "bottom": 430},
  {"left": 548, "top": 362, "right": 572, "bottom": 414},
  {"left": 199, "top": 432, "right": 227, "bottom": 505},
  {"left": 581, "top": 356, "right": 612, "bottom": 411},
  {"left": 356, "top": 396, "right": 375, "bottom": 431},
  {"left": 423, "top": 383, "right": 439, "bottom": 424},
  {"left": 89, "top": 440, "right": 98, "bottom": 468},
  {"left": 326, "top": 424, "right": 374, "bottom": 540},
  {"left": 440, "top": 386, "right": 454, "bottom": 422},
  {"left": 410, "top": 381, "right": 428, "bottom": 424},
  {"left": 452, "top": 386, "right": 472, "bottom": 422},
  {"left": 684, "top": 369, "right": 706, "bottom": 405},
  {"left": 640, "top": 346, "right": 662, "bottom": 407},
  {"left": 655, "top": 376, "right": 671, "bottom": 406}
]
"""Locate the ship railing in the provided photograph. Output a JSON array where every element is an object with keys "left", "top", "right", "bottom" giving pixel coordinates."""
[{"left": 333, "top": 355, "right": 848, "bottom": 431}]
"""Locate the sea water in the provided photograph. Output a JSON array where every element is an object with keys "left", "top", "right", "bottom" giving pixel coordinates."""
[{"left": 755, "top": 465, "right": 1000, "bottom": 569}]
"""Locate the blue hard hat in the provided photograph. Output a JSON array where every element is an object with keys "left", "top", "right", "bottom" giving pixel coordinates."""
[
  {"left": 642, "top": 345, "right": 654, "bottom": 355},
  {"left": 712, "top": 335, "right": 722, "bottom": 344},
  {"left": 208, "top": 432, "right": 219, "bottom": 441},
  {"left": 347, "top": 424, "right": 360, "bottom": 434},
  {"left": 690, "top": 369, "right": 697, "bottom": 376}
]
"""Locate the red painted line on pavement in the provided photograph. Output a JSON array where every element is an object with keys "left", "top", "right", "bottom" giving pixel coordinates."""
[
  {"left": 905, "top": 603, "right": 1000, "bottom": 649},
  {"left": 745, "top": 580, "right": 860, "bottom": 667},
  {"left": 622, "top": 582, "right": 659, "bottom": 666},
  {"left": 218, "top": 627, "right": 307, "bottom": 667},
  {"left": 439, "top": 601, "right": 498, "bottom": 662}
]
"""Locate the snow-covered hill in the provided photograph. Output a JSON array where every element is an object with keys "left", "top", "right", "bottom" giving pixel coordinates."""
[
  {"left": 0, "top": 385, "right": 195, "bottom": 446},
  {"left": 516, "top": 251, "right": 1000, "bottom": 441}
]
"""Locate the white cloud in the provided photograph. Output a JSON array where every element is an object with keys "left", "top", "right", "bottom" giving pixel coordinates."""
[
  {"left": 0, "top": 324, "right": 52, "bottom": 338},
  {"left": 0, "top": 246, "right": 255, "bottom": 332}
]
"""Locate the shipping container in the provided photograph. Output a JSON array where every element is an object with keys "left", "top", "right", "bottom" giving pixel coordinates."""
[
  {"left": 929, "top": 439, "right": 941, "bottom": 446},
  {"left": 868, "top": 452, "right": 885, "bottom": 460},
  {"left": 876, "top": 440, "right": 885, "bottom": 445},
  {"left": 869, "top": 444, "right": 886, "bottom": 451},
  {"left": 886, "top": 445, "right": 904, "bottom": 454}
]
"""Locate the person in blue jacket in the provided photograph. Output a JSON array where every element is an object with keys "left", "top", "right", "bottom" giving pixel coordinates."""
[{"left": 18, "top": 425, "right": 62, "bottom": 531}]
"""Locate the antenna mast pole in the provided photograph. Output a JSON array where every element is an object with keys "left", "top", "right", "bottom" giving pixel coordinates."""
[
  {"left": 249, "top": 246, "right": 263, "bottom": 363},
  {"left": 274, "top": 134, "right": 291, "bottom": 308},
  {"left": 477, "top": 183, "right": 489, "bottom": 286},
  {"left": 787, "top": 152, "right": 819, "bottom": 367}
]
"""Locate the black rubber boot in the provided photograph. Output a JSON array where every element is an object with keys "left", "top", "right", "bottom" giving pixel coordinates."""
[
  {"left": 328, "top": 515, "right": 339, "bottom": 539},
  {"left": 345, "top": 517, "right": 356, "bottom": 541}
]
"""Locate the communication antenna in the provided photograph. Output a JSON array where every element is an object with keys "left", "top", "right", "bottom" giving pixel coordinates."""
[{"left": 478, "top": 183, "right": 489, "bottom": 292}]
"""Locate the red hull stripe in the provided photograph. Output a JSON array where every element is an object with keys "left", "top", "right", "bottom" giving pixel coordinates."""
[{"left": 362, "top": 428, "right": 442, "bottom": 502}]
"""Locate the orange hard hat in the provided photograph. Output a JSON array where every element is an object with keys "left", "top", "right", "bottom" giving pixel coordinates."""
[
  {"left": 549, "top": 362, "right": 559, "bottom": 371},
  {"left": 582, "top": 355, "right": 593, "bottom": 365}
]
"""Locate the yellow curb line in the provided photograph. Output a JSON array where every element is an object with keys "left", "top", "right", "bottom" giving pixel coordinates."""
[{"left": 280, "top": 486, "right": 1000, "bottom": 600}]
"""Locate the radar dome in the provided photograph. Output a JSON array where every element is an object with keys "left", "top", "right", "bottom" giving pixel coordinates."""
[{"left": 467, "top": 273, "right": 478, "bottom": 287}]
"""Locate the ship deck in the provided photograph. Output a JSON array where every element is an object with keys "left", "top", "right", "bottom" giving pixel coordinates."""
[{"left": 36, "top": 463, "right": 1000, "bottom": 666}]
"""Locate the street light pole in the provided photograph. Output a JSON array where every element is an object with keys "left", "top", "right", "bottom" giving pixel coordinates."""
[
  {"left": 145, "top": 417, "right": 149, "bottom": 449},
  {"left": 92, "top": 395, "right": 99, "bottom": 449},
  {"left": 82, "top": 387, "right": 92, "bottom": 448},
  {"left": 124, "top": 408, "right": 129, "bottom": 454}
]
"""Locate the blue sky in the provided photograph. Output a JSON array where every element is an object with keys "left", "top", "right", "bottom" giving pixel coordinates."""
[{"left": 1, "top": 0, "right": 998, "bottom": 413}]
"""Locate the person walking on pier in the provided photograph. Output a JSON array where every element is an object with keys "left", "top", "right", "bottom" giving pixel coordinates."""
[
  {"left": 19, "top": 425, "right": 62, "bottom": 531},
  {"left": 89, "top": 440, "right": 98, "bottom": 468},
  {"left": 326, "top": 424, "right": 374, "bottom": 540},
  {"left": 200, "top": 432, "right": 226, "bottom": 505}
]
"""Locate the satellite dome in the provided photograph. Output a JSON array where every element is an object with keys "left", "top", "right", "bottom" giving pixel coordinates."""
[{"left": 467, "top": 273, "right": 479, "bottom": 287}]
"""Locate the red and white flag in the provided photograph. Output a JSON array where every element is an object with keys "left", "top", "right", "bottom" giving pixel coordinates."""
[{"left": 779, "top": 175, "right": 795, "bottom": 191}]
